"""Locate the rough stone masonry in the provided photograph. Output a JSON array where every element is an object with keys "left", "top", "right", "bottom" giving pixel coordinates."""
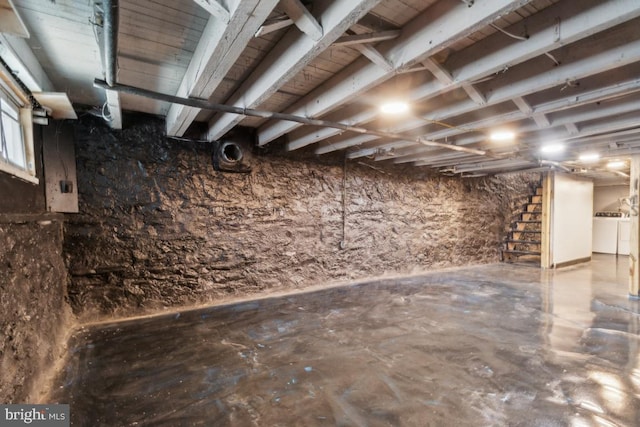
[{"left": 65, "top": 115, "right": 539, "bottom": 320}]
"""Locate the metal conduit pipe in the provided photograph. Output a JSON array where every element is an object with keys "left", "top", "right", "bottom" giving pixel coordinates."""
[
  {"left": 94, "top": 79, "right": 488, "bottom": 157},
  {"left": 103, "top": 0, "right": 119, "bottom": 87}
]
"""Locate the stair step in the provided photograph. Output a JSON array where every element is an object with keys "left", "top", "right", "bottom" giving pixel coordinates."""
[
  {"left": 506, "top": 239, "right": 542, "bottom": 244},
  {"left": 503, "top": 250, "right": 541, "bottom": 256},
  {"left": 515, "top": 220, "right": 541, "bottom": 224},
  {"left": 512, "top": 230, "right": 541, "bottom": 234}
]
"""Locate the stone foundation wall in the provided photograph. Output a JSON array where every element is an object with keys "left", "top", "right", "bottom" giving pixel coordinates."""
[
  {"left": 66, "top": 116, "right": 539, "bottom": 320},
  {"left": 0, "top": 216, "right": 71, "bottom": 403}
]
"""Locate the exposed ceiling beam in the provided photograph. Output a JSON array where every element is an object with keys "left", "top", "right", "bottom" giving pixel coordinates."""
[
  {"left": 0, "top": 0, "right": 29, "bottom": 37},
  {"left": 349, "top": 76, "right": 640, "bottom": 161},
  {"left": 205, "top": 0, "right": 383, "bottom": 142},
  {"left": 461, "top": 82, "right": 486, "bottom": 105},
  {"left": 193, "top": 0, "right": 230, "bottom": 23},
  {"left": 96, "top": 79, "right": 486, "bottom": 157},
  {"left": 353, "top": 44, "right": 393, "bottom": 72},
  {"left": 354, "top": 12, "right": 397, "bottom": 32},
  {"left": 105, "top": 90, "right": 122, "bottom": 129},
  {"left": 514, "top": 96, "right": 549, "bottom": 128},
  {"left": 282, "top": 0, "right": 640, "bottom": 151},
  {"left": 0, "top": 34, "right": 53, "bottom": 92},
  {"left": 166, "top": 0, "right": 279, "bottom": 137},
  {"left": 258, "top": 0, "right": 533, "bottom": 145},
  {"left": 512, "top": 97, "right": 532, "bottom": 114},
  {"left": 453, "top": 158, "right": 535, "bottom": 173},
  {"left": 565, "top": 123, "right": 579, "bottom": 136},
  {"left": 532, "top": 113, "right": 551, "bottom": 128},
  {"left": 409, "top": 112, "right": 640, "bottom": 168},
  {"left": 424, "top": 58, "right": 485, "bottom": 104},
  {"left": 329, "top": 22, "right": 640, "bottom": 157},
  {"left": 279, "top": 0, "right": 323, "bottom": 41},
  {"left": 255, "top": 15, "right": 294, "bottom": 37},
  {"left": 333, "top": 30, "right": 400, "bottom": 46},
  {"left": 428, "top": 129, "right": 640, "bottom": 170},
  {"left": 422, "top": 57, "right": 453, "bottom": 85}
]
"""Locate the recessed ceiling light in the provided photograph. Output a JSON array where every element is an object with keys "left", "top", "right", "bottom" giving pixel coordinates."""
[
  {"left": 380, "top": 101, "right": 409, "bottom": 114},
  {"left": 606, "top": 160, "right": 626, "bottom": 170},
  {"left": 579, "top": 152, "right": 600, "bottom": 162},
  {"left": 489, "top": 130, "right": 516, "bottom": 142},
  {"left": 540, "top": 143, "right": 565, "bottom": 154}
]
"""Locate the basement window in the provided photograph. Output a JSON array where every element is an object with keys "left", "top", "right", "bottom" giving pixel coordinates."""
[{"left": 0, "top": 83, "right": 36, "bottom": 184}]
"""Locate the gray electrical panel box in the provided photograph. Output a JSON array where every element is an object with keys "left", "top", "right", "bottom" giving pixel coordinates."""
[{"left": 43, "top": 121, "right": 78, "bottom": 213}]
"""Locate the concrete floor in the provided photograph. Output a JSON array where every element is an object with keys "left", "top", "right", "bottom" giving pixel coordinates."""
[{"left": 49, "top": 255, "right": 640, "bottom": 426}]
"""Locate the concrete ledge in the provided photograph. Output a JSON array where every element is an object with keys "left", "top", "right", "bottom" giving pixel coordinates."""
[{"left": 0, "top": 212, "right": 65, "bottom": 224}]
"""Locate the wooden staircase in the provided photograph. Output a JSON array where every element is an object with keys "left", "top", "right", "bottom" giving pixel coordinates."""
[{"left": 502, "top": 184, "right": 543, "bottom": 263}]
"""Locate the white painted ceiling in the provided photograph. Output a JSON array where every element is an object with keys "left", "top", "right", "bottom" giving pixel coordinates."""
[{"left": 8, "top": 0, "right": 640, "bottom": 182}]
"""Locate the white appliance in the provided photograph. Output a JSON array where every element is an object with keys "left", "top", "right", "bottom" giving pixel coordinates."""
[{"left": 592, "top": 217, "right": 619, "bottom": 254}]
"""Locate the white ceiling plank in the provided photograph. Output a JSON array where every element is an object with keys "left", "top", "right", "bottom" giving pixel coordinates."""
[
  {"left": 192, "top": 0, "right": 230, "bottom": 23},
  {"left": 279, "top": 0, "right": 323, "bottom": 41},
  {"left": 258, "top": 0, "right": 532, "bottom": 145},
  {"left": 166, "top": 0, "right": 279, "bottom": 137},
  {"left": 106, "top": 89, "right": 122, "bottom": 129},
  {"left": 206, "top": 0, "right": 383, "bottom": 141},
  {"left": 333, "top": 30, "right": 400, "bottom": 46},
  {"left": 352, "top": 44, "right": 394, "bottom": 72},
  {"left": 283, "top": 0, "right": 640, "bottom": 150}
]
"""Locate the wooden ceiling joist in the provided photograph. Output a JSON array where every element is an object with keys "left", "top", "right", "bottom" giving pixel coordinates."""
[
  {"left": 278, "top": 0, "right": 323, "bottom": 41},
  {"left": 192, "top": 0, "right": 230, "bottom": 23},
  {"left": 315, "top": 17, "right": 640, "bottom": 158},
  {"left": 256, "top": 0, "right": 534, "bottom": 146},
  {"left": 165, "top": 0, "right": 279, "bottom": 137},
  {"left": 205, "top": 0, "right": 383, "bottom": 142},
  {"left": 283, "top": 0, "right": 640, "bottom": 152}
]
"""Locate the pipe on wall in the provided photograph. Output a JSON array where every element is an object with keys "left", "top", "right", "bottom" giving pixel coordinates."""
[
  {"left": 93, "top": 79, "right": 488, "bottom": 157},
  {"left": 103, "top": 0, "right": 118, "bottom": 87}
]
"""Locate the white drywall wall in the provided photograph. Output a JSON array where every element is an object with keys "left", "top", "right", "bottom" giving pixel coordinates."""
[
  {"left": 552, "top": 174, "right": 594, "bottom": 265},
  {"left": 593, "top": 185, "right": 629, "bottom": 214}
]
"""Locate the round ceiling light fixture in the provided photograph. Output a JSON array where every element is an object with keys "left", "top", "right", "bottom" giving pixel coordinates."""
[
  {"left": 380, "top": 101, "right": 409, "bottom": 115},
  {"left": 606, "top": 160, "right": 626, "bottom": 170},
  {"left": 579, "top": 152, "right": 600, "bottom": 163},
  {"left": 489, "top": 130, "right": 516, "bottom": 143},
  {"left": 540, "top": 142, "right": 565, "bottom": 154}
]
